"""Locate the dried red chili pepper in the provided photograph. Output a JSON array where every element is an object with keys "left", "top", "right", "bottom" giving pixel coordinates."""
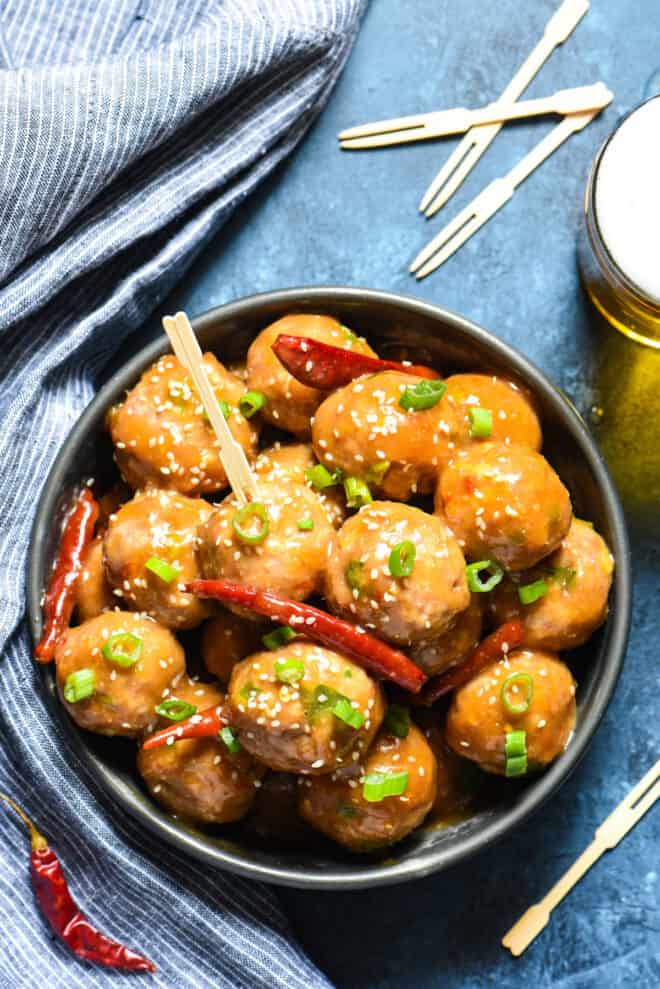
[
  {"left": 272, "top": 334, "right": 440, "bottom": 391},
  {"left": 142, "top": 704, "right": 227, "bottom": 752},
  {"left": 35, "top": 487, "right": 99, "bottom": 663},
  {"left": 0, "top": 792, "right": 155, "bottom": 972},
  {"left": 416, "top": 620, "right": 524, "bottom": 706},
  {"left": 188, "top": 578, "right": 427, "bottom": 694}
]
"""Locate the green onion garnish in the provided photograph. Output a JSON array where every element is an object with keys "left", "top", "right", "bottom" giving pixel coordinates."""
[
  {"left": 238, "top": 391, "right": 266, "bottom": 418},
  {"left": 366, "top": 460, "right": 391, "bottom": 484},
  {"left": 504, "top": 730, "right": 528, "bottom": 777},
  {"left": 518, "top": 579, "right": 548, "bottom": 605},
  {"left": 219, "top": 726, "right": 241, "bottom": 753},
  {"left": 297, "top": 518, "right": 314, "bottom": 531},
  {"left": 63, "top": 669, "right": 95, "bottom": 703},
  {"left": 232, "top": 502, "right": 270, "bottom": 544},
  {"left": 240, "top": 683, "right": 261, "bottom": 701},
  {"left": 465, "top": 559, "right": 504, "bottom": 593},
  {"left": 102, "top": 631, "right": 143, "bottom": 668},
  {"left": 331, "top": 697, "right": 365, "bottom": 730},
  {"left": 145, "top": 556, "right": 180, "bottom": 584},
  {"left": 344, "top": 476, "right": 372, "bottom": 508},
  {"left": 262, "top": 625, "right": 298, "bottom": 650},
  {"left": 468, "top": 406, "right": 493, "bottom": 438},
  {"left": 342, "top": 324, "right": 359, "bottom": 343},
  {"left": 275, "top": 658, "right": 306, "bottom": 684},
  {"left": 501, "top": 673, "right": 534, "bottom": 715},
  {"left": 399, "top": 379, "right": 447, "bottom": 411},
  {"left": 154, "top": 698, "right": 197, "bottom": 722},
  {"left": 218, "top": 399, "right": 231, "bottom": 420},
  {"left": 383, "top": 704, "right": 411, "bottom": 738},
  {"left": 389, "top": 540, "right": 416, "bottom": 578},
  {"left": 305, "top": 464, "right": 340, "bottom": 490},
  {"left": 546, "top": 565, "right": 577, "bottom": 588},
  {"left": 345, "top": 560, "right": 363, "bottom": 591},
  {"left": 363, "top": 771, "right": 409, "bottom": 802}
]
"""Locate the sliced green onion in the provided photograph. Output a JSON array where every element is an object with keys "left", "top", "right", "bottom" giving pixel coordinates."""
[
  {"left": 262, "top": 625, "right": 298, "bottom": 650},
  {"left": 501, "top": 673, "right": 534, "bottom": 715},
  {"left": 297, "top": 518, "right": 314, "bottom": 531},
  {"left": 468, "top": 406, "right": 493, "bottom": 438},
  {"left": 305, "top": 464, "right": 341, "bottom": 490},
  {"left": 518, "top": 579, "right": 548, "bottom": 605},
  {"left": 345, "top": 560, "right": 363, "bottom": 591},
  {"left": 102, "top": 631, "right": 143, "bottom": 668},
  {"left": 505, "top": 730, "right": 528, "bottom": 777},
  {"left": 145, "top": 556, "right": 180, "bottom": 584},
  {"left": 389, "top": 540, "right": 416, "bottom": 578},
  {"left": 232, "top": 502, "right": 270, "bottom": 544},
  {"left": 331, "top": 696, "right": 365, "bottom": 730},
  {"left": 303, "top": 684, "right": 341, "bottom": 721},
  {"left": 154, "top": 698, "right": 197, "bottom": 722},
  {"left": 63, "top": 669, "right": 95, "bottom": 703},
  {"left": 218, "top": 399, "right": 231, "bottom": 420},
  {"left": 546, "top": 565, "right": 577, "bottom": 588},
  {"left": 366, "top": 460, "right": 391, "bottom": 485},
  {"left": 465, "top": 559, "right": 504, "bottom": 593},
  {"left": 399, "top": 379, "right": 447, "bottom": 412},
  {"left": 275, "top": 657, "right": 306, "bottom": 684},
  {"left": 344, "top": 476, "right": 372, "bottom": 508},
  {"left": 240, "top": 683, "right": 261, "bottom": 701},
  {"left": 363, "top": 771, "right": 409, "bottom": 802},
  {"left": 239, "top": 391, "right": 266, "bottom": 418},
  {"left": 383, "top": 704, "right": 410, "bottom": 738},
  {"left": 219, "top": 725, "right": 241, "bottom": 753},
  {"left": 341, "top": 324, "right": 359, "bottom": 343}
]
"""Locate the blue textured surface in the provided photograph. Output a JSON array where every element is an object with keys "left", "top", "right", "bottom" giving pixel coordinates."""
[{"left": 158, "top": 1, "right": 659, "bottom": 986}]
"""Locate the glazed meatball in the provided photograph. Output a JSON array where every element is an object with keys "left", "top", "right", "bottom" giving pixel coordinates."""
[
  {"left": 437, "top": 441, "right": 572, "bottom": 571},
  {"left": 227, "top": 643, "right": 385, "bottom": 775},
  {"left": 255, "top": 441, "right": 347, "bottom": 528},
  {"left": 75, "top": 536, "right": 115, "bottom": 621},
  {"left": 298, "top": 724, "right": 437, "bottom": 852},
  {"left": 444, "top": 374, "right": 542, "bottom": 451},
  {"left": 201, "top": 610, "right": 264, "bottom": 684},
  {"left": 409, "top": 595, "right": 482, "bottom": 676},
  {"left": 198, "top": 479, "right": 334, "bottom": 609},
  {"left": 108, "top": 353, "right": 259, "bottom": 495},
  {"left": 246, "top": 313, "right": 377, "bottom": 437},
  {"left": 138, "top": 679, "right": 262, "bottom": 824},
  {"left": 445, "top": 649, "right": 576, "bottom": 776},
  {"left": 104, "top": 489, "right": 212, "bottom": 629},
  {"left": 488, "top": 518, "right": 614, "bottom": 651},
  {"left": 324, "top": 502, "right": 469, "bottom": 646},
  {"left": 415, "top": 709, "right": 482, "bottom": 822},
  {"left": 244, "top": 773, "right": 312, "bottom": 844},
  {"left": 55, "top": 612, "right": 185, "bottom": 737},
  {"left": 312, "top": 371, "right": 460, "bottom": 501}
]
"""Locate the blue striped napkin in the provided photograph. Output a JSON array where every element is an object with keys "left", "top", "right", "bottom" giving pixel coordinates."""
[{"left": 0, "top": 2, "right": 364, "bottom": 986}]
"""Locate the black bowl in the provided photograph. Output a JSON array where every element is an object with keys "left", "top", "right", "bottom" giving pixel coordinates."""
[{"left": 27, "top": 287, "right": 631, "bottom": 889}]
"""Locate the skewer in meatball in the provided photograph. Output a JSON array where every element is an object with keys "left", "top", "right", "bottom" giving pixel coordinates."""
[
  {"left": 75, "top": 535, "right": 115, "bottom": 622},
  {"left": 138, "top": 678, "right": 262, "bottom": 824},
  {"left": 246, "top": 314, "right": 377, "bottom": 437},
  {"left": 201, "top": 609, "right": 264, "bottom": 684},
  {"left": 437, "top": 441, "right": 572, "bottom": 571},
  {"left": 445, "top": 649, "right": 576, "bottom": 776},
  {"left": 227, "top": 643, "right": 385, "bottom": 775},
  {"left": 298, "top": 723, "right": 437, "bottom": 851},
  {"left": 104, "top": 489, "right": 213, "bottom": 629},
  {"left": 409, "top": 595, "right": 482, "bottom": 676},
  {"left": 324, "top": 502, "right": 469, "bottom": 646},
  {"left": 55, "top": 612, "right": 185, "bottom": 737},
  {"left": 443, "top": 374, "right": 542, "bottom": 452},
  {"left": 108, "top": 353, "right": 259, "bottom": 495},
  {"left": 255, "top": 441, "right": 347, "bottom": 529}
]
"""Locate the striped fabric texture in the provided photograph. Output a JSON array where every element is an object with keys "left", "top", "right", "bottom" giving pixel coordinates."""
[{"left": 0, "top": 2, "right": 364, "bottom": 986}]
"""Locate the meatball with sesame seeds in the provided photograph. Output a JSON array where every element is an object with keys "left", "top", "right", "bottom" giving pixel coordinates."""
[
  {"left": 445, "top": 649, "right": 576, "bottom": 776},
  {"left": 255, "top": 441, "right": 347, "bottom": 529},
  {"left": 138, "top": 678, "right": 263, "bottom": 824},
  {"left": 74, "top": 535, "right": 115, "bottom": 622},
  {"left": 312, "top": 371, "right": 460, "bottom": 502},
  {"left": 443, "top": 373, "right": 542, "bottom": 452},
  {"left": 323, "top": 502, "right": 469, "bottom": 647},
  {"left": 227, "top": 643, "right": 385, "bottom": 775},
  {"left": 55, "top": 612, "right": 185, "bottom": 737},
  {"left": 198, "top": 479, "right": 335, "bottom": 610},
  {"left": 409, "top": 594, "right": 482, "bottom": 676},
  {"left": 201, "top": 609, "right": 265, "bottom": 684},
  {"left": 246, "top": 314, "right": 377, "bottom": 438},
  {"left": 437, "top": 442, "right": 572, "bottom": 571},
  {"left": 108, "top": 353, "right": 259, "bottom": 495},
  {"left": 298, "top": 723, "right": 437, "bottom": 852},
  {"left": 103, "top": 489, "right": 213, "bottom": 629}
]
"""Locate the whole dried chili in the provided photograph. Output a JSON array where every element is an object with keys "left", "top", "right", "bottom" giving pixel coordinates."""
[
  {"left": 34, "top": 486, "right": 99, "bottom": 663},
  {"left": 272, "top": 334, "right": 440, "bottom": 391},
  {"left": 142, "top": 704, "right": 227, "bottom": 752},
  {"left": 187, "top": 578, "right": 427, "bottom": 693},
  {"left": 416, "top": 620, "right": 524, "bottom": 706},
  {"left": 0, "top": 792, "right": 155, "bottom": 971}
]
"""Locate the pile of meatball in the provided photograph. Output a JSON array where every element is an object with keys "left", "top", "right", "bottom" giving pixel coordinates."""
[{"left": 53, "top": 314, "right": 614, "bottom": 853}]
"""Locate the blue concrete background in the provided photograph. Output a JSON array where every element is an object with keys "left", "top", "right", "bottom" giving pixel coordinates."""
[{"left": 157, "top": 1, "right": 659, "bottom": 986}]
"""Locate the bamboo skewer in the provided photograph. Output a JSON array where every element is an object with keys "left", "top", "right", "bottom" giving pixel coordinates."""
[
  {"left": 419, "top": 0, "right": 590, "bottom": 217},
  {"left": 502, "top": 759, "right": 660, "bottom": 957},
  {"left": 161, "top": 312, "right": 259, "bottom": 507}
]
